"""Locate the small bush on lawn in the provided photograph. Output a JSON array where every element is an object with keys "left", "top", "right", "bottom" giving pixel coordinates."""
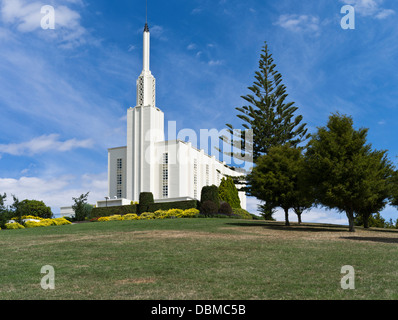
[
  {"left": 179, "top": 208, "right": 199, "bottom": 218},
  {"left": 123, "top": 213, "right": 139, "bottom": 220},
  {"left": 231, "top": 208, "right": 254, "bottom": 220},
  {"left": 108, "top": 215, "right": 122, "bottom": 221},
  {"left": 5, "top": 222, "right": 25, "bottom": 229},
  {"left": 140, "top": 212, "right": 156, "bottom": 220},
  {"left": 200, "top": 200, "right": 218, "bottom": 216},
  {"left": 219, "top": 202, "right": 233, "bottom": 215}
]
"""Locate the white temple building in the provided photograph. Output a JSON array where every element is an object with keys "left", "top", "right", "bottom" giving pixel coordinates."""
[{"left": 97, "top": 23, "right": 246, "bottom": 209}]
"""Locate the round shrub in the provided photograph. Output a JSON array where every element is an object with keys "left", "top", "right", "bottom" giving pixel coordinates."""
[
  {"left": 218, "top": 202, "right": 233, "bottom": 215},
  {"left": 200, "top": 200, "right": 218, "bottom": 216},
  {"left": 139, "top": 212, "right": 155, "bottom": 220},
  {"left": 5, "top": 222, "right": 25, "bottom": 229},
  {"left": 181, "top": 208, "right": 200, "bottom": 218},
  {"left": 123, "top": 213, "right": 139, "bottom": 220},
  {"left": 200, "top": 185, "right": 220, "bottom": 208},
  {"left": 232, "top": 208, "right": 253, "bottom": 220},
  {"left": 139, "top": 192, "right": 154, "bottom": 205}
]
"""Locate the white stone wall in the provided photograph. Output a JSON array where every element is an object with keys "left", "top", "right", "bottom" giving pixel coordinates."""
[{"left": 108, "top": 146, "right": 127, "bottom": 199}]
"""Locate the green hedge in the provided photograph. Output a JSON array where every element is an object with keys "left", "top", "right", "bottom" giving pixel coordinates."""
[
  {"left": 91, "top": 205, "right": 137, "bottom": 218},
  {"left": 90, "top": 200, "right": 199, "bottom": 219},
  {"left": 143, "top": 200, "right": 199, "bottom": 213}
]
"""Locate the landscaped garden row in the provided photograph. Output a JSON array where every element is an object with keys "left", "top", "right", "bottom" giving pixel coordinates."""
[
  {"left": 2, "top": 215, "right": 72, "bottom": 230},
  {"left": 92, "top": 208, "right": 200, "bottom": 222}
]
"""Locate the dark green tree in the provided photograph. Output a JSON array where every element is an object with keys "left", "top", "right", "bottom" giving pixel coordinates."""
[
  {"left": 355, "top": 150, "right": 394, "bottom": 228},
  {"left": 200, "top": 185, "right": 220, "bottom": 209},
  {"left": 222, "top": 41, "right": 308, "bottom": 164},
  {"left": 18, "top": 199, "right": 53, "bottom": 219},
  {"left": 0, "top": 193, "right": 10, "bottom": 229},
  {"left": 72, "top": 192, "right": 90, "bottom": 221},
  {"left": 218, "top": 177, "right": 241, "bottom": 208},
  {"left": 0, "top": 193, "right": 6, "bottom": 212},
  {"left": 138, "top": 192, "right": 154, "bottom": 214},
  {"left": 391, "top": 170, "right": 398, "bottom": 208},
  {"left": 305, "top": 113, "right": 376, "bottom": 232},
  {"left": 257, "top": 202, "right": 276, "bottom": 221},
  {"left": 246, "top": 144, "right": 306, "bottom": 226}
]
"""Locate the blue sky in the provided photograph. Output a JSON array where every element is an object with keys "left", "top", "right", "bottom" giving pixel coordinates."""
[{"left": 0, "top": 0, "right": 397, "bottom": 224}]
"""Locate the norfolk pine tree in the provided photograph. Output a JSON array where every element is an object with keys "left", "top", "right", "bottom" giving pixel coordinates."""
[
  {"left": 222, "top": 42, "right": 308, "bottom": 218},
  {"left": 222, "top": 42, "right": 308, "bottom": 164}
]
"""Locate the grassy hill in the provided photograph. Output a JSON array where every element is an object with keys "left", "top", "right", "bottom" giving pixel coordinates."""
[{"left": 1, "top": 218, "right": 397, "bottom": 300}]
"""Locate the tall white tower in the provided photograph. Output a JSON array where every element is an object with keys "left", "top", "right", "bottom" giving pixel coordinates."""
[{"left": 126, "top": 23, "right": 165, "bottom": 202}]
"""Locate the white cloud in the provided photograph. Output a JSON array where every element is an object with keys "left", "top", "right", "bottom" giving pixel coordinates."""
[
  {"left": 208, "top": 59, "right": 223, "bottom": 66},
  {"left": 375, "top": 8, "right": 395, "bottom": 19},
  {"left": 274, "top": 14, "right": 321, "bottom": 34},
  {"left": 340, "top": 0, "right": 395, "bottom": 19},
  {"left": 0, "top": 172, "right": 108, "bottom": 213},
  {"left": 0, "top": 0, "right": 88, "bottom": 47},
  {"left": 0, "top": 134, "right": 93, "bottom": 156}
]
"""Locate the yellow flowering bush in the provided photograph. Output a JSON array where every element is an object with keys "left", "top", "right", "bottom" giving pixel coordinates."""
[
  {"left": 167, "top": 209, "right": 184, "bottom": 217},
  {"left": 20, "top": 215, "right": 44, "bottom": 221},
  {"left": 24, "top": 220, "right": 42, "bottom": 228},
  {"left": 109, "top": 215, "right": 123, "bottom": 221},
  {"left": 95, "top": 208, "right": 200, "bottom": 223},
  {"left": 5, "top": 222, "right": 25, "bottom": 229},
  {"left": 179, "top": 208, "right": 200, "bottom": 218},
  {"left": 139, "top": 212, "right": 155, "bottom": 220},
  {"left": 24, "top": 217, "right": 72, "bottom": 228},
  {"left": 122, "top": 213, "right": 139, "bottom": 220},
  {"left": 153, "top": 210, "right": 171, "bottom": 219}
]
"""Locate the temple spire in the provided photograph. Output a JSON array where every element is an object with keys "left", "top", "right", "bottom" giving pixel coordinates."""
[{"left": 143, "top": 22, "right": 150, "bottom": 71}]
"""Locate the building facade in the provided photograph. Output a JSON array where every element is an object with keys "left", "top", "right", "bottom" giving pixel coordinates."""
[{"left": 102, "top": 23, "right": 246, "bottom": 209}]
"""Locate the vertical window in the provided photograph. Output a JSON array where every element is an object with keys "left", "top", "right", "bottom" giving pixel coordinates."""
[
  {"left": 194, "top": 159, "right": 198, "bottom": 199},
  {"left": 162, "top": 153, "right": 169, "bottom": 198},
  {"left": 206, "top": 164, "right": 210, "bottom": 186},
  {"left": 116, "top": 158, "right": 123, "bottom": 198}
]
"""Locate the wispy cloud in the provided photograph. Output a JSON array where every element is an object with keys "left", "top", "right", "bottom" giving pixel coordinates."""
[
  {"left": 208, "top": 59, "right": 223, "bottom": 66},
  {"left": 0, "top": 134, "right": 93, "bottom": 156},
  {"left": 0, "top": 0, "right": 89, "bottom": 48},
  {"left": 0, "top": 172, "right": 108, "bottom": 211},
  {"left": 274, "top": 14, "right": 321, "bottom": 34},
  {"left": 340, "top": 0, "right": 395, "bottom": 19}
]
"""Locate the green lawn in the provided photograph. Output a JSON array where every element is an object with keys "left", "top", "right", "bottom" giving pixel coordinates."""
[{"left": 1, "top": 218, "right": 398, "bottom": 300}]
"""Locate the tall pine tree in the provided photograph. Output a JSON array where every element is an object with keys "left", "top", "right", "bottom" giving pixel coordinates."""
[{"left": 222, "top": 42, "right": 308, "bottom": 163}]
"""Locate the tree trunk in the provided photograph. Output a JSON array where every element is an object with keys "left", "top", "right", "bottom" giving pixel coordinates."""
[
  {"left": 284, "top": 208, "right": 290, "bottom": 226},
  {"left": 363, "top": 212, "right": 371, "bottom": 229},
  {"left": 297, "top": 213, "right": 302, "bottom": 225},
  {"left": 346, "top": 210, "right": 355, "bottom": 232},
  {"left": 363, "top": 214, "right": 369, "bottom": 229}
]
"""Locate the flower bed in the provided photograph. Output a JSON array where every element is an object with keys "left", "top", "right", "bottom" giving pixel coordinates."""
[
  {"left": 96, "top": 208, "right": 200, "bottom": 222},
  {"left": 4, "top": 216, "right": 72, "bottom": 230}
]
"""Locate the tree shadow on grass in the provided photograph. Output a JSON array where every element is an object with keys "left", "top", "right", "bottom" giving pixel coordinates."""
[
  {"left": 225, "top": 221, "right": 398, "bottom": 243},
  {"left": 340, "top": 237, "right": 398, "bottom": 244},
  {"left": 225, "top": 221, "right": 348, "bottom": 233}
]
